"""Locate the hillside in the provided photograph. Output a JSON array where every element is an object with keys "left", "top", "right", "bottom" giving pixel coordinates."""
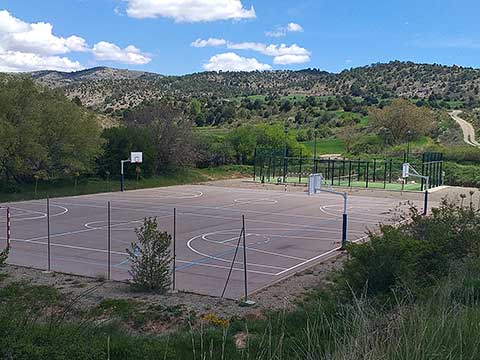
[{"left": 23, "top": 61, "right": 480, "bottom": 112}]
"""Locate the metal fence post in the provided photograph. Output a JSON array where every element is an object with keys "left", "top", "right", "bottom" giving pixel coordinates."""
[
  {"left": 47, "top": 196, "right": 51, "bottom": 272},
  {"left": 6, "top": 207, "right": 11, "bottom": 249},
  {"left": 107, "top": 201, "right": 111, "bottom": 280},
  {"left": 242, "top": 216, "right": 247, "bottom": 300},
  {"left": 173, "top": 208, "right": 177, "bottom": 291}
]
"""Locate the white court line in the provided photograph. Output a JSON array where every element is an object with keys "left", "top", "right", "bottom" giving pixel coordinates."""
[
  {"left": 107, "top": 192, "right": 399, "bottom": 224},
  {"left": 6, "top": 238, "right": 277, "bottom": 276},
  {"left": 174, "top": 260, "right": 277, "bottom": 276},
  {"left": 54, "top": 199, "right": 365, "bottom": 235},
  {"left": 273, "top": 234, "right": 369, "bottom": 276},
  {"left": 22, "top": 214, "right": 170, "bottom": 242},
  {"left": 92, "top": 189, "right": 204, "bottom": 200},
  {"left": 319, "top": 206, "right": 392, "bottom": 224},
  {"left": 273, "top": 218, "right": 409, "bottom": 276},
  {"left": 55, "top": 195, "right": 350, "bottom": 223},
  {"left": 112, "top": 259, "right": 277, "bottom": 276},
  {"left": 187, "top": 232, "right": 307, "bottom": 268},
  {"left": 52, "top": 200, "right": 172, "bottom": 215},
  {"left": 0, "top": 205, "right": 68, "bottom": 222}
]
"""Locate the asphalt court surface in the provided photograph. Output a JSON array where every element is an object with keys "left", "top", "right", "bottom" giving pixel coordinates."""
[{"left": 0, "top": 185, "right": 414, "bottom": 299}]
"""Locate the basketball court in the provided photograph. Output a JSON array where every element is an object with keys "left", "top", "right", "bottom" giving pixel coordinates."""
[{"left": 0, "top": 184, "right": 414, "bottom": 299}]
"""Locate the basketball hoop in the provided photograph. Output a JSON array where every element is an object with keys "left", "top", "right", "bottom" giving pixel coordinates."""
[{"left": 130, "top": 152, "right": 143, "bottom": 164}]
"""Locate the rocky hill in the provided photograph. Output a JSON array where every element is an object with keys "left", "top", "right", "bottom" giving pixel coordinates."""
[{"left": 25, "top": 61, "right": 480, "bottom": 112}]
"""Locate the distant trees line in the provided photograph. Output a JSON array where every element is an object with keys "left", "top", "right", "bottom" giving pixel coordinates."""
[{"left": 0, "top": 77, "right": 468, "bottom": 188}]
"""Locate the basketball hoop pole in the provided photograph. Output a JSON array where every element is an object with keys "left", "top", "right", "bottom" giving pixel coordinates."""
[
  {"left": 120, "top": 159, "right": 130, "bottom": 192},
  {"left": 402, "top": 163, "right": 429, "bottom": 216},
  {"left": 120, "top": 152, "right": 143, "bottom": 192},
  {"left": 309, "top": 174, "right": 348, "bottom": 249}
]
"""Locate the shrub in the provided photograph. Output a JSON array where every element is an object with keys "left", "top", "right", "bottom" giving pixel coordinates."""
[
  {"left": 336, "top": 200, "right": 480, "bottom": 299},
  {"left": 0, "top": 247, "right": 8, "bottom": 267},
  {"left": 127, "top": 217, "right": 172, "bottom": 292}
]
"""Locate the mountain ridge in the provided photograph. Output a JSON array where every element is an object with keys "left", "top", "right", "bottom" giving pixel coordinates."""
[{"left": 6, "top": 61, "right": 479, "bottom": 112}]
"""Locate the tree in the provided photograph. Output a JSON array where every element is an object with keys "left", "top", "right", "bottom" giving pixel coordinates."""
[
  {"left": 127, "top": 217, "right": 172, "bottom": 292},
  {"left": 0, "top": 79, "right": 103, "bottom": 183},
  {"left": 279, "top": 99, "right": 292, "bottom": 112},
  {"left": 97, "top": 126, "right": 155, "bottom": 179},
  {"left": 337, "top": 124, "right": 359, "bottom": 153},
  {"left": 369, "top": 99, "right": 435, "bottom": 144},
  {"left": 124, "top": 102, "right": 198, "bottom": 173}
]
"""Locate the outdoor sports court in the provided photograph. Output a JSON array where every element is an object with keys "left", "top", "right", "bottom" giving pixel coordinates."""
[{"left": 0, "top": 185, "right": 413, "bottom": 299}]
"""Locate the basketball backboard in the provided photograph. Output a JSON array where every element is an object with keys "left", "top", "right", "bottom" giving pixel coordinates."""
[{"left": 131, "top": 152, "right": 143, "bottom": 164}]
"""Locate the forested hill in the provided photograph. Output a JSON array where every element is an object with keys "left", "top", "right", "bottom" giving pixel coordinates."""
[{"left": 23, "top": 61, "right": 480, "bottom": 112}]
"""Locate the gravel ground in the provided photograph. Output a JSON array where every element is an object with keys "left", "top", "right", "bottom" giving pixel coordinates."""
[{"left": 1, "top": 254, "right": 343, "bottom": 321}]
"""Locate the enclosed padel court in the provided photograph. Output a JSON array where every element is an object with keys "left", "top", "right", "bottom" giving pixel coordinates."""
[{"left": 253, "top": 149, "right": 444, "bottom": 191}]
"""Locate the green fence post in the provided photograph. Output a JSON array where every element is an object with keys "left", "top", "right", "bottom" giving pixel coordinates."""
[
  {"left": 366, "top": 161, "right": 369, "bottom": 188},
  {"left": 383, "top": 160, "right": 387, "bottom": 189},
  {"left": 348, "top": 161, "right": 352, "bottom": 187}
]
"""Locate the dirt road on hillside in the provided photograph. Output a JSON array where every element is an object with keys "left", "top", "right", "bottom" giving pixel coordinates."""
[{"left": 449, "top": 110, "right": 480, "bottom": 147}]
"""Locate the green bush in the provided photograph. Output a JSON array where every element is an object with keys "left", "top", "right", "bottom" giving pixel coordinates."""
[
  {"left": 336, "top": 201, "right": 480, "bottom": 298},
  {"left": 127, "top": 217, "right": 172, "bottom": 292},
  {"left": 351, "top": 134, "right": 383, "bottom": 154},
  {"left": 443, "top": 161, "right": 480, "bottom": 187}
]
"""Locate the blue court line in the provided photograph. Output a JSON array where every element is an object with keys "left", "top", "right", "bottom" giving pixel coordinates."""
[
  {"left": 114, "top": 240, "right": 268, "bottom": 271},
  {"left": 113, "top": 248, "right": 237, "bottom": 270},
  {"left": 175, "top": 248, "right": 237, "bottom": 271},
  {"left": 113, "top": 258, "right": 130, "bottom": 268}
]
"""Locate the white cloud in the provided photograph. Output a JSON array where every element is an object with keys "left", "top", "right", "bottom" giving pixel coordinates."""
[
  {"left": 92, "top": 41, "right": 151, "bottom": 65},
  {"left": 0, "top": 10, "right": 87, "bottom": 72},
  {"left": 191, "top": 38, "right": 227, "bottom": 48},
  {"left": 125, "top": 0, "right": 256, "bottom": 22},
  {"left": 266, "top": 22, "right": 303, "bottom": 37},
  {"left": 194, "top": 38, "right": 310, "bottom": 58},
  {"left": 192, "top": 38, "right": 312, "bottom": 66},
  {"left": 0, "top": 10, "right": 151, "bottom": 72},
  {"left": 0, "top": 11, "right": 88, "bottom": 56},
  {"left": 227, "top": 42, "right": 310, "bottom": 58},
  {"left": 203, "top": 52, "right": 271, "bottom": 72},
  {"left": 287, "top": 23, "right": 303, "bottom": 32},
  {"left": 0, "top": 51, "right": 83, "bottom": 72},
  {"left": 274, "top": 54, "right": 310, "bottom": 65}
]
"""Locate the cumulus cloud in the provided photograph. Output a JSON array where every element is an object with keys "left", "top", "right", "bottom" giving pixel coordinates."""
[
  {"left": 192, "top": 38, "right": 311, "bottom": 64},
  {"left": 266, "top": 22, "right": 303, "bottom": 38},
  {"left": 191, "top": 38, "right": 227, "bottom": 48},
  {"left": 0, "top": 51, "right": 83, "bottom": 72},
  {"left": 92, "top": 42, "right": 151, "bottom": 65},
  {"left": 0, "top": 10, "right": 151, "bottom": 72},
  {"left": 125, "top": 0, "right": 256, "bottom": 22},
  {"left": 203, "top": 52, "right": 271, "bottom": 72},
  {"left": 227, "top": 42, "right": 310, "bottom": 58},
  {"left": 274, "top": 54, "right": 310, "bottom": 65},
  {"left": 0, "top": 11, "right": 88, "bottom": 56},
  {"left": 0, "top": 10, "right": 88, "bottom": 72},
  {"left": 287, "top": 22, "right": 303, "bottom": 32}
]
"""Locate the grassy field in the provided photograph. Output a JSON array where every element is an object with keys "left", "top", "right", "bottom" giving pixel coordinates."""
[
  {"left": 0, "top": 165, "right": 252, "bottom": 203},
  {"left": 301, "top": 138, "right": 346, "bottom": 155},
  {"left": 257, "top": 176, "right": 422, "bottom": 191}
]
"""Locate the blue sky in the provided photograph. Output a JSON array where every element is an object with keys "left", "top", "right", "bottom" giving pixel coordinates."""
[{"left": 0, "top": 0, "right": 478, "bottom": 74}]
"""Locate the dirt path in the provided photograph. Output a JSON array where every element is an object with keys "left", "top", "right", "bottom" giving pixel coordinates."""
[{"left": 449, "top": 110, "right": 480, "bottom": 147}]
